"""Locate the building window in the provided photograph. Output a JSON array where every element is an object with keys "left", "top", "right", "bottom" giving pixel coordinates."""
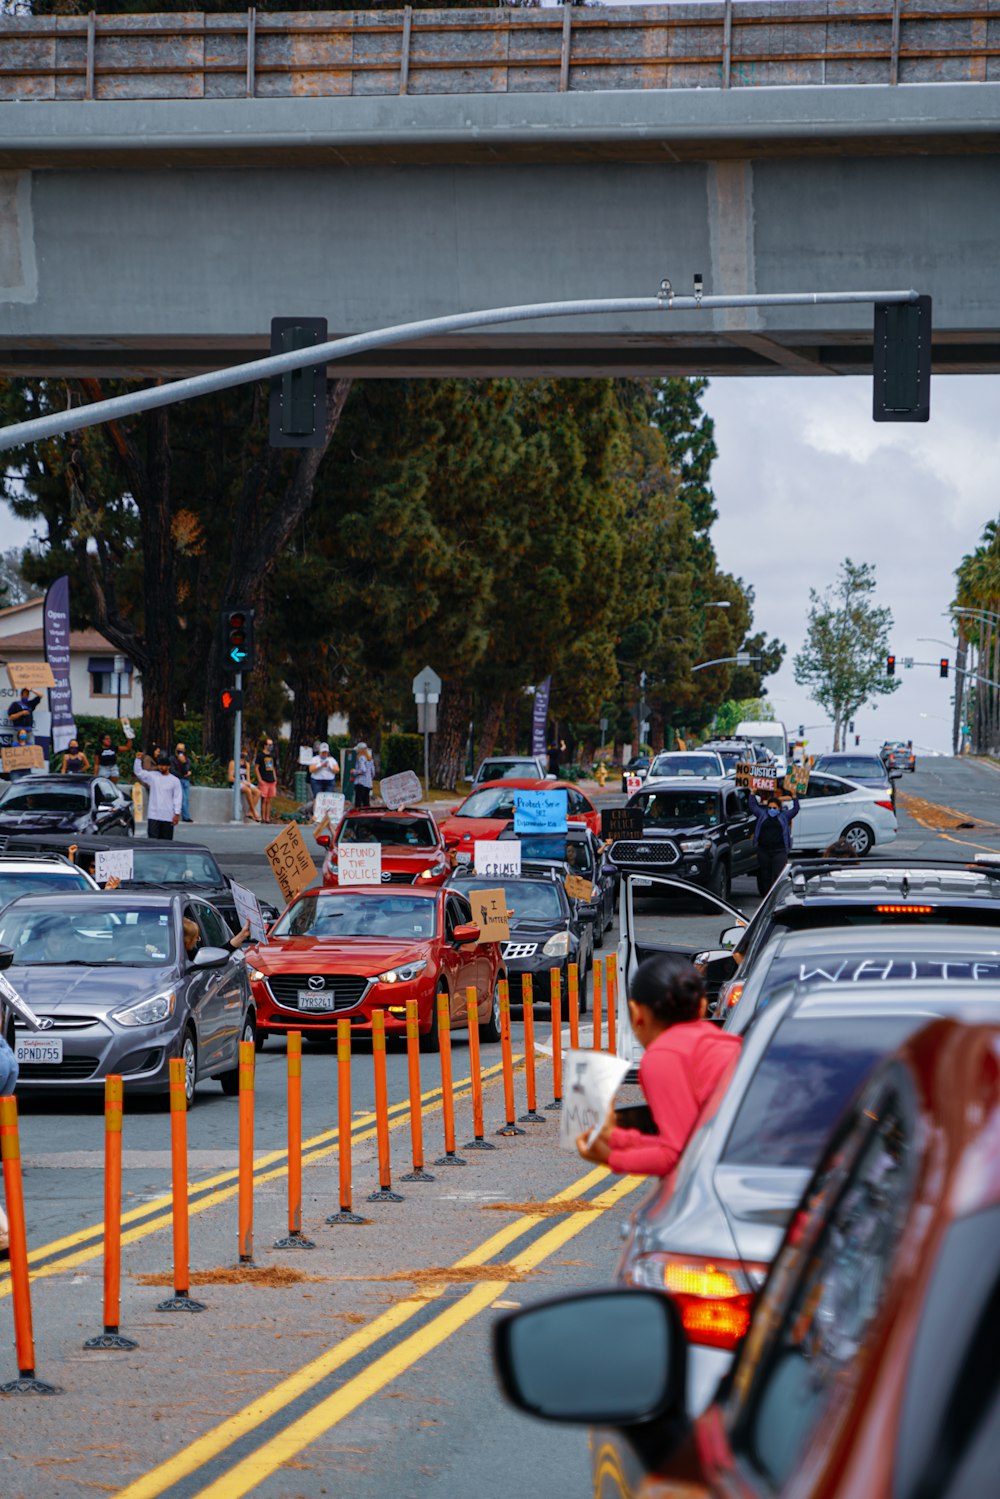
[{"left": 88, "top": 656, "right": 133, "bottom": 698}]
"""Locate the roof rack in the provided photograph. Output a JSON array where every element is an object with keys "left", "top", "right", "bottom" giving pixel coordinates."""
[
  {"left": 787, "top": 855, "right": 1000, "bottom": 879},
  {"left": 0, "top": 850, "right": 77, "bottom": 869}
]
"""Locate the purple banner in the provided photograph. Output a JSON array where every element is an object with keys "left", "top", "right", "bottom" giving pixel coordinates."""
[
  {"left": 44, "top": 575, "right": 76, "bottom": 754},
  {"left": 531, "top": 676, "right": 551, "bottom": 759}
]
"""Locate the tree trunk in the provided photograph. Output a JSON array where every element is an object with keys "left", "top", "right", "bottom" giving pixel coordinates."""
[
  {"left": 475, "top": 695, "right": 505, "bottom": 764},
  {"left": 499, "top": 691, "right": 521, "bottom": 753},
  {"left": 430, "top": 678, "right": 471, "bottom": 791},
  {"left": 953, "top": 634, "right": 966, "bottom": 756},
  {"left": 649, "top": 710, "right": 665, "bottom": 754},
  {"left": 832, "top": 712, "right": 842, "bottom": 753}
]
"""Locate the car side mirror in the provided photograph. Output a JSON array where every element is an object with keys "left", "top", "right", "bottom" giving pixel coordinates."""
[
  {"left": 493, "top": 1289, "right": 686, "bottom": 1427},
  {"left": 192, "top": 946, "right": 231, "bottom": 969},
  {"left": 315, "top": 833, "right": 331, "bottom": 847},
  {"left": 720, "top": 925, "right": 746, "bottom": 950},
  {"left": 451, "top": 922, "right": 481, "bottom": 946},
  {"left": 889, "top": 770, "right": 903, "bottom": 781},
  {"left": 0, "top": 946, "right": 13, "bottom": 971}
]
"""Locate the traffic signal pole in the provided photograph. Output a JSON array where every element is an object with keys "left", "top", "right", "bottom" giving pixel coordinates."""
[{"left": 231, "top": 672, "right": 243, "bottom": 825}]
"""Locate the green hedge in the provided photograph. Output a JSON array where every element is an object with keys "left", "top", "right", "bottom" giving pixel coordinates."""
[{"left": 381, "top": 732, "right": 424, "bottom": 778}]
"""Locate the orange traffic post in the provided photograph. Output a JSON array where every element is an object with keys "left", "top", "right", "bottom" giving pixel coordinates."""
[
  {"left": 157, "top": 1057, "right": 205, "bottom": 1312},
  {"left": 464, "top": 986, "right": 496, "bottom": 1150},
  {"left": 496, "top": 979, "right": 525, "bottom": 1137},
  {"left": 237, "top": 1039, "right": 255, "bottom": 1263},
  {"left": 84, "top": 1076, "right": 138, "bottom": 1350},
  {"left": 401, "top": 1000, "right": 435, "bottom": 1181},
  {"left": 0, "top": 1096, "right": 58, "bottom": 1394},
  {"left": 367, "top": 1010, "right": 404, "bottom": 1201},
  {"left": 606, "top": 956, "right": 617, "bottom": 1055},
  {"left": 593, "top": 959, "right": 604, "bottom": 1053},
  {"left": 568, "top": 961, "right": 580, "bottom": 1050},
  {"left": 518, "top": 974, "right": 545, "bottom": 1124},
  {"left": 434, "top": 992, "right": 466, "bottom": 1167},
  {"left": 274, "top": 1033, "right": 316, "bottom": 1248},
  {"left": 327, "top": 1020, "right": 364, "bottom": 1223},
  {"left": 545, "top": 966, "right": 562, "bottom": 1111}
]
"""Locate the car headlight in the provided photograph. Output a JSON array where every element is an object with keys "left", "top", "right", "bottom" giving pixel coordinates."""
[
  {"left": 680, "top": 839, "right": 711, "bottom": 853},
  {"left": 418, "top": 863, "right": 448, "bottom": 881},
  {"left": 113, "top": 990, "right": 176, "bottom": 1027},
  {"left": 248, "top": 968, "right": 265, "bottom": 983},
  {"left": 376, "top": 960, "right": 428, "bottom": 984},
  {"left": 542, "top": 932, "right": 570, "bottom": 958}
]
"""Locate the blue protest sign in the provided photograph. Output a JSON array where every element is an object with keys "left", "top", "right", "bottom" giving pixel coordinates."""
[{"left": 513, "top": 788, "right": 568, "bottom": 835}]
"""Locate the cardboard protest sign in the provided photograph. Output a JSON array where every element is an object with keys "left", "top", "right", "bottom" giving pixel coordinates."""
[
  {"left": 5, "top": 661, "right": 56, "bottom": 692},
  {"left": 783, "top": 764, "right": 810, "bottom": 797},
  {"left": 735, "top": 762, "right": 778, "bottom": 794},
  {"left": 120, "top": 717, "right": 135, "bottom": 740},
  {"left": 474, "top": 840, "right": 522, "bottom": 879},
  {"left": 379, "top": 770, "right": 422, "bottom": 810},
  {"left": 565, "top": 873, "right": 597, "bottom": 904},
  {"left": 265, "top": 824, "right": 319, "bottom": 906},
  {"left": 131, "top": 781, "right": 145, "bottom": 822},
  {"left": 0, "top": 970, "right": 42, "bottom": 1032},
  {"left": 601, "top": 807, "right": 644, "bottom": 842},
  {"left": 467, "top": 887, "right": 510, "bottom": 943},
  {"left": 230, "top": 880, "right": 269, "bottom": 944},
  {"left": 1, "top": 744, "right": 45, "bottom": 773},
  {"left": 313, "top": 791, "right": 345, "bottom": 826},
  {"left": 95, "top": 848, "right": 134, "bottom": 885},
  {"left": 559, "top": 1050, "right": 631, "bottom": 1152},
  {"left": 513, "top": 788, "right": 568, "bottom": 836},
  {"left": 337, "top": 843, "right": 382, "bottom": 885}
]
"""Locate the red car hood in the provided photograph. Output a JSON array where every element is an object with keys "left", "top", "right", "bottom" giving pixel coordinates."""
[
  {"left": 248, "top": 936, "right": 433, "bottom": 976},
  {"left": 439, "top": 816, "right": 510, "bottom": 847}
]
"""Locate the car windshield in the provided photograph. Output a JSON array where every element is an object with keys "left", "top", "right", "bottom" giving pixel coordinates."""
[
  {"left": 648, "top": 754, "right": 720, "bottom": 779},
  {"left": 130, "top": 847, "right": 224, "bottom": 883},
  {"left": 469, "top": 880, "right": 564, "bottom": 922},
  {"left": 272, "top": 893, "right": 437, "bottom": 940},
  {"left": 477, "top": 761, "right": 536, "bottom": 782},
  {"left": 722, "top": 1014, "right": 925, "bottom": 1169},
  {"left": 0, "top": 787, "right": 89, "bottom": 814},
  {"left": 0, "top": 870, "right": 92, "bottom": 905},
  {"left": 635, "top": 790, "right": 721, "bottom": 828},
  {"left": 338, "top": 817, "right": 438, "bottom": 848},
  {"left": 814, "top": 757, "right": 885, "bottom": 778},
  {"left": 0, "top": 905, "right": 175, "bottom": 965},
  {"left": 454, "top": 788, "right": 518, "bottom": 819},
  {"left": 707, "top": 747, "right": 743, "bottom": 768}
]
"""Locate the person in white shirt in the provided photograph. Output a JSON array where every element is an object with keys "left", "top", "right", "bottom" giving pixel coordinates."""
[
  {"left": 133, "top": 753, "right": 182, "bottom": 840},
  {"left": 309, "top": 742, "right": 339, "bottom": 801}
]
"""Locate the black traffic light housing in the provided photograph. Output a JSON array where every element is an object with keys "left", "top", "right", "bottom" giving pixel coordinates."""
[
  {"left": 269, "top": 317, "right": 328, "bottom": 448},
  {"left": 940, "top": 658, "right": 949, "bottom": 678},
  {"left": 886, "top": 655, "right": 896, "bottom": 676},
  {"left": 873, "top": 296, "right": 931, "bottom": 423},
  {"left": 220, "top": 687, "right": 244, "bottom": 713},
  {"left": 221, "top": 606, "right": 255, "bottom": 673}
]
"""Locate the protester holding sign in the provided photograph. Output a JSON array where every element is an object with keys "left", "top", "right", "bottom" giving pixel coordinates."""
[
  {"left": 309, "top": 742, "right": 339, "bottom": 802},
  {"left": 7, "top": 688, "right": 41, "bottom": 738},
  {"left": 97, "top": 732, "right": 132, "bottom": 784},
  {"left": 749, "top": 787, "right": 800, "bottom": 895}
]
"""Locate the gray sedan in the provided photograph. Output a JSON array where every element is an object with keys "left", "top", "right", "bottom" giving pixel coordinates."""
[{"left": 0, "top": 892, "right": 254, "bottom": 1106}]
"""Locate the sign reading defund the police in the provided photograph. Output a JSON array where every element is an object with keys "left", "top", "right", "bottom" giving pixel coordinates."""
[
  {"left": 559, "top": 1050, "right": 631, "bottom": 1152},
  {"left": 337, "top": 844, "right": 382, "bottom": 885},
  {"left": 513, "top": 788, "right": 568, "bottom": 836},
  {"left": 474, "top": 841, "right": 521, "bottom": 879},
  {"left": 265, "top": 824, "right": 319, "bottom": 906}
]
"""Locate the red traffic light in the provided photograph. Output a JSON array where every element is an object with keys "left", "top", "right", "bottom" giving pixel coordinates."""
[
  {"left": 886, "top": 655, "right": 896, "bottom": 676},
  {"left": 220, "top": 687, "right": 244, "bottom": 712},
  {"left": 940, "top": 658, "right": 949, "bottom": 678}
]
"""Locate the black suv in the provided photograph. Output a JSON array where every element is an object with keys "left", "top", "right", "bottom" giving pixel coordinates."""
[{"left": 608, "top": 778, "right": 757, "bottom": 899}]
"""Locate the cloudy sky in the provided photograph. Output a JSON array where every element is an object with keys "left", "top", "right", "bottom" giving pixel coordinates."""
[{"left": 705, "top": 375, "right": 1000, "bottom": 757}]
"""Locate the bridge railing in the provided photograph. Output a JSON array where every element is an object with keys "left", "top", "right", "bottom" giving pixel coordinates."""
[{"left": 0, "top": 2, "right": 997, "bottom": 103}]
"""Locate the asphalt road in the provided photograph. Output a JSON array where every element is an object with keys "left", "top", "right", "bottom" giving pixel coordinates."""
[{"left": 2, "top": 758, "right": 998, "bottom": 1499}]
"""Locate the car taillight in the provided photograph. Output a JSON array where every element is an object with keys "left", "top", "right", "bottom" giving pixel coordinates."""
[
  {"left": 631, "top": 1254, "right": 766, "bottom": 1351},
  {"left": 875, "top": 798, "right": 895, "bottom": 811},
  {"left": 719, "top": 980, "right": 744, "bottom": 1010},
  {"left": 875, "top": 904, "right": 934, "bottom": 915}
]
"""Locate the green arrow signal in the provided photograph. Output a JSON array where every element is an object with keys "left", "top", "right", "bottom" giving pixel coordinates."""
[{"left": 229, "top": 647, "right": 247, "bottom": 663}]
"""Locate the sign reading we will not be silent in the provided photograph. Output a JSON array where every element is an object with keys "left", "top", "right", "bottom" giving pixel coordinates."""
[
  {"left": 513, "top": 788, "right": 568, "bottom": 836},
  {"left": 265, "top": 823, "right": 319, "bottom": 906}
]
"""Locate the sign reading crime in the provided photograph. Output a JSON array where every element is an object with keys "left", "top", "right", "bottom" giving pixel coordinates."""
[
  {"left": 265, "top": 823, "right": 319, "bottom": 906},
  {"left": 94, "top": 848, "right": 134, "bottom": 885},
  {"left": 230, "top": 880, "right": 269, "bottom": 944},
  {"left": 337, "top": 843, "right": 382, "bottom": 885},
  {"left": 379, "top": 770, "right": 422, "bottom": 810},
  {"left": 565, "top": 874, "right": 597, "bottom": 904},
  {"left": 513, "top": 788, "right": 568, "bottom": 836},
  {"left": 1, "top": 744, "right": 45, "bottom": 773},
  {"left": 736, "top": 762, "right": 778, "bottom": 794},
  {"left": 474, "top": 840, "right": 522, "bottom": 879},
  {"left": 601, "top": 807, "right": 644, "bottom": 841},
  {"left": 467, "top": 887, "right": 510, "bottom": 943},
  {"left": 5, "top": 661, "right": 56, "bottom": 692}
]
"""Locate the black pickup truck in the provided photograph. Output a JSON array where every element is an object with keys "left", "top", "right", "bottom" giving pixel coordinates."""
[{"left": 606, "top": 778, "right": 758, "bottom": 899}]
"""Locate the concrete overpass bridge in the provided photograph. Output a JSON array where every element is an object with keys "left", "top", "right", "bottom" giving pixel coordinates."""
[{"left": 1, "top": 2, "right": 999, "bottom": 381}]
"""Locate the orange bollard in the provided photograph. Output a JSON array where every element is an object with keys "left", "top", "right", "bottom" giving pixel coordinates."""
[
  {"left": 464, "top": 986, "right": 496, "bottom": 1150},
  {"left": 327, "top": 1020, "right": 364, "bottom": 1223},
  {"left": 606, "top": 956, "right": 617, "bottom": 1055},
  {"left": 367, "top": 1010, "right": 404, "bottom": 1201},
  {"left": 401, "top": 1001, "right": 435, "bottom": 1181},
  {"left": 84, "top": 1076, "right": 137, "bottom": 1350},
  {"left": 496, "top": 979, "right": 525, "bottom": 1137},
  {"left": 274, "top": 1033, "right": 315, "bottom": 1248},
  {"left": 237, "top": 1039, "right": 255, "bottom": 1263},
  {"left": 593, "top": 959, "right": 604, "bottom": 1053},
  {"left": 0, "top": 1096, "right": 58, "bottom": 1393},
  {"left": 518, "top": 974, "right": 545, "bottom": 1124},
  {"left": 157, "top": 1057, "right": 205, "bottom": 1312},
  {"left": 568, "top": 961, "right": 580, "bottom": 1050},
  {"left": 545, "top": 966, "right": 562, "bottom": 1111},
  {"left": 434, "top": 992, "right": 466, "bottom": 1166}
]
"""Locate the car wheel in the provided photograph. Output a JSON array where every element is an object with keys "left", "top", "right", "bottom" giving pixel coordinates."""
[
  {"left": 220, "top": 1015, "right": 256, "bottom": 1094},
  {"left": 420, "top": 985, "right": 444, "bottom": 1054},
  {"left": 482, "top": 976, "right": 502, "bottom": 1043},
  {"left": 843, "top": 822, "right": 874, "bottom": 856},
  {"left": 594, "top": 920, "right": 605, "bottom": 951},
  {"left": 709, "top": 861, "right": 731, "bottom": 900},
  {"left": 181, "top": 1028, "right": 198, "bottom": 1109}
]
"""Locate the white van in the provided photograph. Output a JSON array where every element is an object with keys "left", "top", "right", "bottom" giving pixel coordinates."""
[{"left": 735, "top": 719, "right": 788, "bottom": 775}]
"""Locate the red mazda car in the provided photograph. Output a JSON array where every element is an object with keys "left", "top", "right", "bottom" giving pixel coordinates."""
[
  {"left": 318, "top": 809, "right": 450, "bottom": 888},
  {"left": 245, "top": 884, "right": 504, "bottom": 1052},
  {"left": 438, "top": 779, "right": 601, "bottom": 862}
]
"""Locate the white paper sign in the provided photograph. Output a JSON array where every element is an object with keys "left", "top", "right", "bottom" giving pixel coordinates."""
[
  {"left": 313, "top": 791, "right": 345, "bottom": 826},
  {"left": 120, "top": 717, "right": 134, "bottom": 740},
  {"left": 230, "top": 880, "right": 269, "bottom": 945},
  {"left": 626, "top": 775, "right": 643, "bottom": 797},
  {"left": 337, "top": 843, "right": 382, "bottom": 885},
  {"left": 0, "top": 971, "right": 43, "bottom": 1033},
  {"left": 94, "top": 848, "right": 134, "bottom": 885},
  {"left": 559, "top": 1049, "right": 631, "bottom": 1152},
  {"left": 379, "top": 770, "right": 422, "bottom": 810},
  {"left": 473, "top": 840, "right": 522, "bottom": 879},
  {"left": 298, "top": 746, "right": 315, "bottom": 767}
]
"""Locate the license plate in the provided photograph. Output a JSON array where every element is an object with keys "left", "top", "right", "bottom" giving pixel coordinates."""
[
  {"left": 297, "top": 992, "right": 337, "bottom": 1011},
  {"left": 455, "top": 850, "right": 471, "bottom": 865},
  {"left": 16, "top": 1038, "right": 63, "bottom": 1065}
]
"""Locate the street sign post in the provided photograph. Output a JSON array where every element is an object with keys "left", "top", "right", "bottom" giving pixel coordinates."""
[{"left": 412, "top": 665, "right": 442, "bottom": 799}]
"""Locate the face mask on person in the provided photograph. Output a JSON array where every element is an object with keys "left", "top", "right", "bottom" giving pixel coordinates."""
[{"left": 767, "top": 805, "right": 780, "bottom": 817}]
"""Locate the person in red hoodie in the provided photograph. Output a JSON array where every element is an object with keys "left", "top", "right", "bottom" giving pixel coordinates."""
[{"left": 577, "top": 954, "right": 742, "bottom": 1176}]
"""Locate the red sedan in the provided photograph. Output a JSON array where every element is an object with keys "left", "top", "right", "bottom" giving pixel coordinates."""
[
  {"left": 438, "top": 779, "right": 601, "bottom": 862},
  {"left": 318, "top": 809, "right": 450, "bottom": 888},
  {"left": 245, "top": 884, "right": 504, "bottom": 1052}
]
